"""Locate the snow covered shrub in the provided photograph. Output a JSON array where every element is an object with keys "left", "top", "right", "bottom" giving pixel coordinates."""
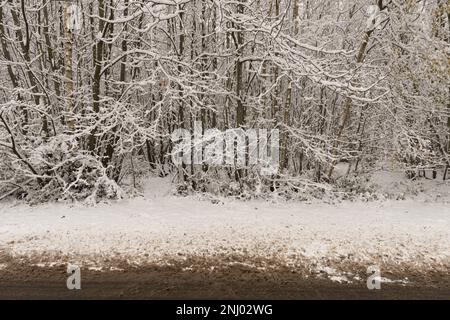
[
  {"left": 0, "top": 129, "right": 123, "bottom": 204},
  {"left": 29, "top": 137, "right": 123, "bottom": 203},
  {"left": 219, "top": 180, "right": 256, "bottom": 200},
  {"left": 272, "top": 178, "right": 329, "bottom": 201},
  {"left": 171, "top": 167, "right": 331, "bottom": 201},
  {"left": 333, "top": 174, "right": 380, "bottom": 201},
  {"left": 175, "top": 182, "right": 190, "bottom": 197}
]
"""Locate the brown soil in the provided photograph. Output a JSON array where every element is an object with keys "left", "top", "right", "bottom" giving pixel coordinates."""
[{"left": 0, "top": 256, "right": 448, "bottom": 300}]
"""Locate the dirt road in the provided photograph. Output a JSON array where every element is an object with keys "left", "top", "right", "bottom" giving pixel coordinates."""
[{"left": 0, "top": 261, "right": 448, "bottom": 299}]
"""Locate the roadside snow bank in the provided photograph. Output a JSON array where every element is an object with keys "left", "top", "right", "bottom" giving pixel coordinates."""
[{"left": 0, "top": 195, "right": 449, "bottom": 275}]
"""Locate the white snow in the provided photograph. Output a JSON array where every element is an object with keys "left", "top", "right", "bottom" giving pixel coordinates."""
[
  {"left": 380, "top": 277, "right": 409, "bottom": 285},
  {"left": 0, "top": 178, "right": 449, "bottom": 279},
  {"left": 370, "top": 169, "right": 450, "bottom": 200},
  {"left": 329, "top": 275, "right": 351, "bottom": 284}
]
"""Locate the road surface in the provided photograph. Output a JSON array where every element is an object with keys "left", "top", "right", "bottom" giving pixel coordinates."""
[{"left": 0, "top": 261, "right": 448, "bottom": 299}]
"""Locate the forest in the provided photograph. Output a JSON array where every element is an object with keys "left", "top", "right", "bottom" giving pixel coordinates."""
[{"left": 0, "top": 0, "right": 448, "bottom": 203}]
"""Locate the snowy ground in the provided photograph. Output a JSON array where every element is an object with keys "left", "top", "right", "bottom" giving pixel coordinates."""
[{"left": 0, "top": 177, "right": 449, "bottom": 284}]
